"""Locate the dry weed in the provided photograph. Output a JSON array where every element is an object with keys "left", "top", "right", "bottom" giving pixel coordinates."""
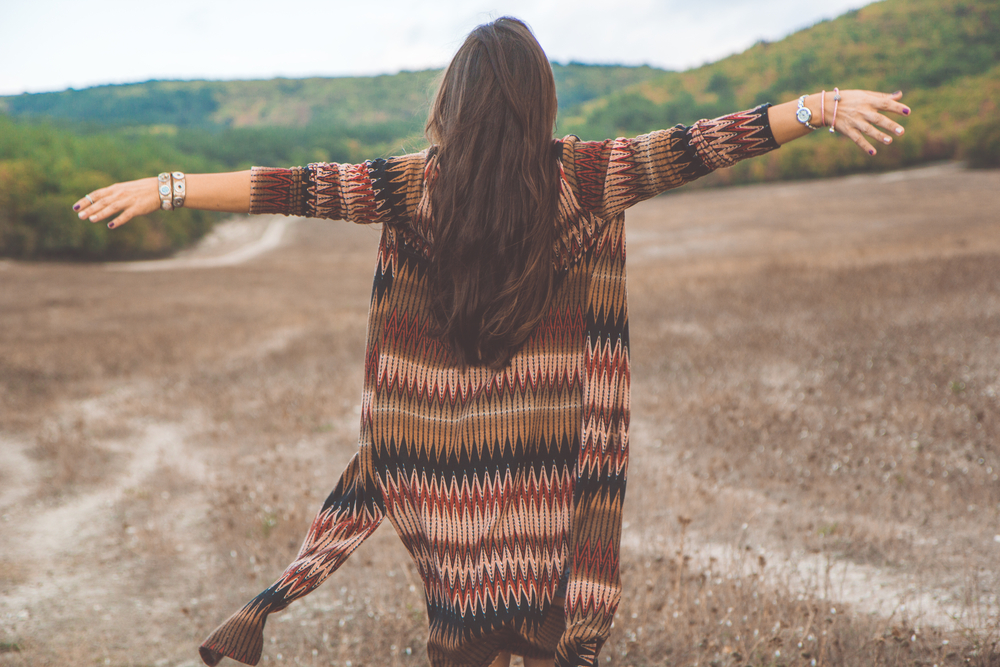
[{"left": 29, "top": 417, "right": 121, "bottom": 496}]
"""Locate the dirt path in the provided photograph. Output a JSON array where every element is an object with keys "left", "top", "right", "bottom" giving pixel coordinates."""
[
  {"left": 111, "top": 216, "right": 297, "bottom": 272},
  {"left": 1, "top": 164, "right": 998, "bottom": 666}
]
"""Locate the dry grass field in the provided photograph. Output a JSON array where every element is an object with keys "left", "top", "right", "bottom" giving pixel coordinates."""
[{"left": 1, "top": 162, "right": 998, "bottom": 667}]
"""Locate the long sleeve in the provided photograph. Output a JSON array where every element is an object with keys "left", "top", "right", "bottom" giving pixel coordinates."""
[
  {"left": 550, "top": 107, "right": 775, "bottom": 667},
  {"left": 555, "top": 216, "right": 630, "bottom": 667},
  {"left": 199, "top": 451, "right": 385, "bottom": 666},
  {"left": 560, "top": 104, "right": 778, "bottom": 221},
  {"left": 248, "top": 150, "right": 429, "bottom": 223}
]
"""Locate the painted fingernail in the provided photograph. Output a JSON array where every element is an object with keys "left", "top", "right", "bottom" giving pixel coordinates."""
[
  {"left": 73, "top": 204, "right": 81, "bottom": 211},
  {"left": 107, "top": 222, "right": 114, "bottom": 229},
  {"left": 895, "top": 127, "right": 903, "bottom": 135},
  {"left": 869, "top": 149, "right": 876, "bottom": 156},
  {"left": 78, "top": 212, "right": 86, "bottom": 219},
  {"left": 902, "top": 108, "right": 910, "bottom": 115},
  {"left": 883, "top": 137, "right": 892, "bottom": 144},
  {"left": 893, "top": 90, "right": 902, "bottom": 96}
]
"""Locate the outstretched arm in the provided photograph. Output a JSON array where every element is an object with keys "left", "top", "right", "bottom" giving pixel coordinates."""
[
  {"left": 565, "top": 88, "right": 912, "bottom": 222},
  {"left": 768, "top": 89, "right": 910, "bottom": 154},
  {"left": 73, "top": 171, "right": 252, "bottom": 229}
]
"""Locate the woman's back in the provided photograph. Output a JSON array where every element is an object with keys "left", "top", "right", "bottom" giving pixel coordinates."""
[{"left": 200, "top": 101, "right": 780, "bottom": 666}]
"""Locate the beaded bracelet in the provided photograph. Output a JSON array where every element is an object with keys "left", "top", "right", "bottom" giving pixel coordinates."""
[
  {"left": 820, "top": 90, "right": 826, "bottom": 127},
  {"left": 829, "top": 88, "right": 842, "bottom": 134}
]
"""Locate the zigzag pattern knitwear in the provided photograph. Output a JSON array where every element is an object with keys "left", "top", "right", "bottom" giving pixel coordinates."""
[{"left": 199, "top": 105, "right": 778, "bottom": 667}]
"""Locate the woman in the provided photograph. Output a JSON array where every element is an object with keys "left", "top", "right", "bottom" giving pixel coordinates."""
[{"left": 74, "top": 17, "right": 909, "bottom": 667}]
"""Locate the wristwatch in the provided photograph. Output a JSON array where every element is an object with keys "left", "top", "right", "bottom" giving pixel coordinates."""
[{"left": 796, "top": 95, "right": 818, "bottom": 130}]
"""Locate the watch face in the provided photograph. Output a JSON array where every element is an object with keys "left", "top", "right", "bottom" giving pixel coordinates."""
[{"left": 796, "top": 106, "right": 812, "bottom": 123}]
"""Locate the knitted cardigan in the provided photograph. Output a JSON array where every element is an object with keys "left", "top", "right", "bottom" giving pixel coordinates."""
[{"left": 199, "top": 105, "right": 779, "bottom": 667}]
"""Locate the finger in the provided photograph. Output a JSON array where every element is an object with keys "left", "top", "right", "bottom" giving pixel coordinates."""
[
  {"left": 881, "top": 102, "right": 911, "bottom": 117},
  {"left": 107, "top": 210, "right": 134, "bottom": 229},
  {"left": 88, "top": 184, "right": 114, "bottom": 201},
  {"left": 875, "top": 91, "right": 910, "bottom": 117},
  {"left": 859, "top": 114, "right": 895, "bottom": 146},
  {"left": 847, "top": 128, "right": 877, "bottom": 157},
  {"left": 869, "top": 111, "right": 906, "bottom": 138},
  {"left": 77, "top": 198, "right": 99, "bottom": 219},
  {"left": 85, "top": 199, "right": 122, "bottom": 223},
  {"left": 76, "top": 190, "right": 110, "bottom": 218},
  {"left": 74, "top": 191, "right": 103, "bottom": 215}
]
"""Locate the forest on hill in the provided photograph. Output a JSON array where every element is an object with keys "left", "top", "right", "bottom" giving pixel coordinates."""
[
  {"left": 558, "top": 0, "right": 1000, "bottom": 184},
  {"left": 1, "top": 0, "right": 997, "bottom": 259}
]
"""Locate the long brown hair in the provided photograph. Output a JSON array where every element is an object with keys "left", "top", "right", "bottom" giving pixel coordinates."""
[{"left": 425, "top": 17, "right": 560, "bottom": 368}]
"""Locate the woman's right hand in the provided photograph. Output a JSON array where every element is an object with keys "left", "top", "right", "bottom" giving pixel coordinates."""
[{"left": 73, "top": 177, "right": 160, "bottom": 229}]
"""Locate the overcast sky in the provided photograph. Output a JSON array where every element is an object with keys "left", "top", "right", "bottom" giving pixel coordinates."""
[{"left": 1, "top": 0, "right": 877, "bottom": 96}]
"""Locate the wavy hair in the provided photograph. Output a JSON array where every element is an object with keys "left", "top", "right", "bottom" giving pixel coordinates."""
[{"left": 425, "top": 17, "right": 560, "bottom": 368}]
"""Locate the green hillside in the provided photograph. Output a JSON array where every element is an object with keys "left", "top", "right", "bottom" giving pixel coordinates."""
[
  {"left": 560, "top": 0, "right": 999, "bottom": 182},
  {"left": 0, "top": 64, "right": 665, "bottom": 131},
  {"left": 1, "top": 0, "right": 997, "bottom": 260}
]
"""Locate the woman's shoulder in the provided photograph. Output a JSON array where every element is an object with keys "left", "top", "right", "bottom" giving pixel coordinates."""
[{"left": 553, "top": 135, "right": 618, "bottom": 217}]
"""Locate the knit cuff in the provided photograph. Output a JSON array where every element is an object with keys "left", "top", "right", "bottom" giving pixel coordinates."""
[
  {"left": 249, "top": 166, "right": 310, "bottom": 216},
  {"left": 199, "top": 595, "right": 273, "bottom": 666},
  {"left": 689, "top": 103, "right": 779, "bottom": 171}
]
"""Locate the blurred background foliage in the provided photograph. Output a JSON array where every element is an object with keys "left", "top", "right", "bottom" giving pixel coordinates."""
[
  {"left": 0, "top": 116, "right": 218, "bottom": 260},
  {"left": 1, "top": 0, "right": 996, "bottom": 259}
]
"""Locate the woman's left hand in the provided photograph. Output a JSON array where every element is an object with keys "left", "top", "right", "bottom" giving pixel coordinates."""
[
  {"left": 828, "top": 89, "right": 910, "bottom": 156},
  {"left": 768, "top": 89, "right": 911, "bottom": 155}
]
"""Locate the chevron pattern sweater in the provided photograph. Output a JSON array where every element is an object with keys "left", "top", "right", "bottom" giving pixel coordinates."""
[{"left": 199, "top": 105, "right": 778, "bottom": 667}]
